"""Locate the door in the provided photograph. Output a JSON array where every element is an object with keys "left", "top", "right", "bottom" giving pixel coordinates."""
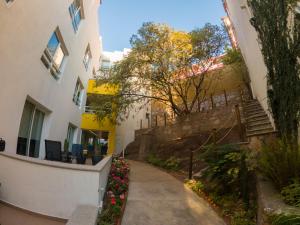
[{"left": 17, "top": 101, "right": 45, "bottom": 158}]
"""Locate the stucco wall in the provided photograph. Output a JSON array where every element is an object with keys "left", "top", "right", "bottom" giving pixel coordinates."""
[
  {"left": 0, "top": 152, "right": 111, "bottom": 219},
  {"left": 115, "top": 101, "right": 151, "bottom": 155},
  {"left": 0, "top": 0, "right": 101, "bottom": 158},
  {"left": 224, "top": 0, "right": 273, "bottom": 124}
]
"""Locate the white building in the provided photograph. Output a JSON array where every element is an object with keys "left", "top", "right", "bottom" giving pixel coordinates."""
[
  {"left": 223, "top": 0, "right": 300, "bottom": 140},
  {"left": 98, "top": 49, "right": 151, "bottom": 154},
  {"left": 0, "top": 0, "right": 102, "bottom": 158},
  {"left": 223, "top": 0, "right": 273, "bottom": 123}
]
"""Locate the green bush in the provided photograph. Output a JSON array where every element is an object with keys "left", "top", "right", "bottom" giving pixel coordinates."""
[
  {"left": 200, "top": 144, "right": 251, "bottom": 205},
  {"left": 164, "top": 156, "right": 180, "bottom": 171},
  {"left": 281, "top": 179, "right": 300, "bottom": 207},
  {"left": 260, "top": 140, "right": 300, "bottom": 189},
  {"left": 232, "top": 209, "right": 256, "bottom": 225},
  {"left": 147, "top": 154, "right": 180, "bottom": 171},
  {"left": 146, "top": 154, "right": 165, "bottom": 167},
  {"left": 269, "top": 214, "right": 300, "bottom": 225}
]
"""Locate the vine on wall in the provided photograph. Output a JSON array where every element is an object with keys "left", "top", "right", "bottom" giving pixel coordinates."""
[{"left": 248, "top": 0, "right": 300, "bottom": 144}]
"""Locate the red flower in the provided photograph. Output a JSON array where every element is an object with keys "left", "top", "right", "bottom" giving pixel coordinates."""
[{"left": 111, "top": 197, "right": 116, "bottom": 205}]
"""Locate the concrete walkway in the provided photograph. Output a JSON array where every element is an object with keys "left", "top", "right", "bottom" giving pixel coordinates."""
[
  {"left": 122, "top": 161, "right": 226, "bottom": 225},
  {"left": 0, "top": 202, "right": 66, "bottom": 225}
]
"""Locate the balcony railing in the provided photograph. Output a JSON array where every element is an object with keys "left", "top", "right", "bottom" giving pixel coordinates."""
[{"left": 84, "top": 106, "right": 97, "bottom": 114}]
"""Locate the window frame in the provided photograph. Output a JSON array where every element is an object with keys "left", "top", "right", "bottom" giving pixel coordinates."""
[
  {"left": 69, "top": 0, "right": 85, "bottom": 33},
  {"left": 41, "top": 28, "right": 69, "bottom": 80},
  {"left": 17, "top": 100, "right": 45, "bottom": 158},
  {"left": 66, "top": 123, "right": 77, "bottom": 152},
  {"left": 4, "top": 0, "right": 14, "bottom": 6},
  {"left": 73, "top": 78, "right": 84, "bottom": 106},
  {"left": 83, "top": 44, "right": 92, "bottom": 71}
]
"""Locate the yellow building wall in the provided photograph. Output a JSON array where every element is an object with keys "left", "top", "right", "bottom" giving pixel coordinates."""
[
  {"left": 81, "top": 113, "right": 116, "bottom": 155},
  {"left": 87, "top": 79, "right": 118, "bottom": 95},
  {"left": 81, "top": 80, "right": 119, "bottom": 155}
]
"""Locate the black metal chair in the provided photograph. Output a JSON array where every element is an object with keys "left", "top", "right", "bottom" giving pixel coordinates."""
[
  {"left": 45, "top": 140, "right": 62, "bottom": 162},
  {"left": 92, "top": 155, "right": 103, "bottom": 165},
  {"left": 71, "top": 144, "right": 86, "bottom": 164}
]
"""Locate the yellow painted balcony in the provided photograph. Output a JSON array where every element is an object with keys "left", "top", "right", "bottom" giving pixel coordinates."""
[
  {"left": 81, "top": 112, "right": 116, "bottom": 155},
  {"left": 87, "top": 79, "right": 118, "bottom": 95}
]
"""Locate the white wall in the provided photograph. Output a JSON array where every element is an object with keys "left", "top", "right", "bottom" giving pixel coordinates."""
[
  {"left": 0, "top": 0, "right": 102, "bottom": 158},
  {"left": 98, "top": 50, "right": 151, "bottom": 154},
  {"left": 225, "top": 0, "right": 273, "bottom": 124},
  {"left": 0, "top": 152, "right": 112, "bottom": 219},
  {"left": 115, "top": 102, "right": 151, "bottom": 154}
]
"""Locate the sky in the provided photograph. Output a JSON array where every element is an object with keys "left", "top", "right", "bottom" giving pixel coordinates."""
[{"left": 98, "top": 0, "right": 226, "bottom": 52}]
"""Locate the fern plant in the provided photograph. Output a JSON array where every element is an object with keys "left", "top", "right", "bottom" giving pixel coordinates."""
[
  {"left": 281, "top": 180, "right": 300, "bottom": 207},
  {"left": 270, "top": 214, "right": 300, "bottom": 225}
]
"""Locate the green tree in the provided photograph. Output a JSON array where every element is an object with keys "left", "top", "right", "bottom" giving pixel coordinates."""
[
  {"left": 222, "top": 48, "right": 252, "bottom": 97},
  {"left": 248, "top": 0, "right": 300, "bottom": 144},
  {"left": 93, "top": 22, "right": 227, "bottom": 123}
]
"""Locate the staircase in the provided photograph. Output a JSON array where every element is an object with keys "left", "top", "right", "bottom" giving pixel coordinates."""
[{"left": 243, "top": 99, "right": 275, "bottom": 137}]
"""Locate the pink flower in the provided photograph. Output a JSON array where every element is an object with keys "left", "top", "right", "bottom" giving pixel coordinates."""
[{"left": 111, "top": 197, "right": 116, "bottom": 205}]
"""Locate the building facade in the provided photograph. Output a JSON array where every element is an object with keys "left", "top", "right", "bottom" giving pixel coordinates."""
[
  {"left": 223, "top": 0, "right": 272, "bottom": 123},
  {"left": 82, "top": 49, "right": 151, "bottom": 155},
  {"left": 0, "top": 0, "right": 102, "bottom": 158}
]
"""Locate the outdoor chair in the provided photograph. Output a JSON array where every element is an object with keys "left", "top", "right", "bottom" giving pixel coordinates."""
[
  {"left": 45, "top": 140, "right": 62, "bottom": 162},
  {"left": 92, "top": 154, "right": 103, "bottom": 165},
  {"left": 72, "top": 144, "right": 86, "bottom": 164}
]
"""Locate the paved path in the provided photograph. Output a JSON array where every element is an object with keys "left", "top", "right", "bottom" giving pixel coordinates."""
[
  {"left": 122, "top": 161, "right": 226, "bottom": 225},
  {"left": 0, "top": 202, "right": 66, "bottom": 225}
]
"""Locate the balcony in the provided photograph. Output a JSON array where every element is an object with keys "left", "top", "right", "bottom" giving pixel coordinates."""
[
  {"left": 0, "top": 152, "right": 112, "bottom": 223},
  {"left": 86, "top": 79, "right": 118, "bottom": 95}
]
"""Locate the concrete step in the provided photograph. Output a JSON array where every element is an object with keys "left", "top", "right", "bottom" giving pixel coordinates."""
[
  {"left": 245, "top": 109, "right": 265, "bottom": 117},
  {"left": 246, "top": 113, "right": 269, "bottom": 121},
  {"left": 246, "top": 116, "right": 270, "bottom": 123},
  {"left": 246, "top": 127, "right": 275, "bottom": 137},
  {"left": 247, "top": 123, "right": 273, "bottom": 131},
  {"left": 243, "top": 100, "right": 259, "bottom": 106},
  {"left": 246, "top": 129, "right": 277, "bottom": 137},
  {"left": 244, "top": 105, "right": 264, "bottom": 112},
  {"left": 247, "top": 120, "right": 272, "bottom": 128}
]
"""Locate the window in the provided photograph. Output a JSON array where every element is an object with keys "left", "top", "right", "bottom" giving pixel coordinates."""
[
  {"left": 73, "top": 78, "right": 84, "bottom": 106},
  {"left": 83, "top": 45, "right": 92, "bottom": 71},
  {"left": 5, "top": 0, "right": 14, "bottom": 4},
  {"left": 66, "top": 124, "right": 76, "bottom": 151},
  {"left": 69, "top": 0, "right": 84, "bottom": 32},
  {"left": 41, "top": 28, "right": 69, "bottom": 79},
  {"left": 101, "top": 59, "right": 111, "bottom": 70},
  {"left": 17, "top": 101, "right": 45, "bottom": 158}
]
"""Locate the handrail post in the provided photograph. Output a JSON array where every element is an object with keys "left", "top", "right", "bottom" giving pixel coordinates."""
[
  {"left": 164, "top": 113, "right": 167, "bottom": 126},
  {"left": 235, "top": 104, "right": 245, "bottom": 141},
  {"left": 188, "top": 150, "right": 194, "bottom": 180},
  {"left": 211, "top": 94, "right": 214, "bottom": 109},
  {"left": 140, "top": 120, "right": 143, "bottom": 130},
  {"left": 224, "top": 90, "right": 228, "bottom": 106},
  {"left": 155, "top": 115, "right": 158, "bottom": 127}
]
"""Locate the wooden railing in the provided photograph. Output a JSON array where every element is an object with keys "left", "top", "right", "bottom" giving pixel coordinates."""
[
  {"left": 187, "top": 103, "right": 246, "bottom": 179},
  {"left": 150, "top": 89, "right": 244, "bottom": 128}
]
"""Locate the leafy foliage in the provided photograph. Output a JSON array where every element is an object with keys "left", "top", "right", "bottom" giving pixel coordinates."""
[
  {"left": 248, "top": 0, "right": 300, "bottom": 144},
  {"left": 269, "top": 214, "right": 300, "bottom": 225},
  {"left": 281, "top": 179, "right": 300, "bottom": 207},
  {"left": 200, "top": 145, "right": 253, "bottom": 205},
  {"left": 147, "top": 154, "right": 180, "bottom": 171},
  {"left": 98, "top": 157, "right": 129, "bottom": 225},
  {"left": 94, "top": 22, "right": 228, "bottom": 123},
  {"left": 259, "top": 139, "right": 300, "bottom": 189},
  {"left": 222, "top": 48, "right": 252, "bottom": 96}
]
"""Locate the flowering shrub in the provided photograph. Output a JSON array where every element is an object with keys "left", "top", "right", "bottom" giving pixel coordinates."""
[{"left": 98, "top": 157, "right": 130, "bottom": 225}]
